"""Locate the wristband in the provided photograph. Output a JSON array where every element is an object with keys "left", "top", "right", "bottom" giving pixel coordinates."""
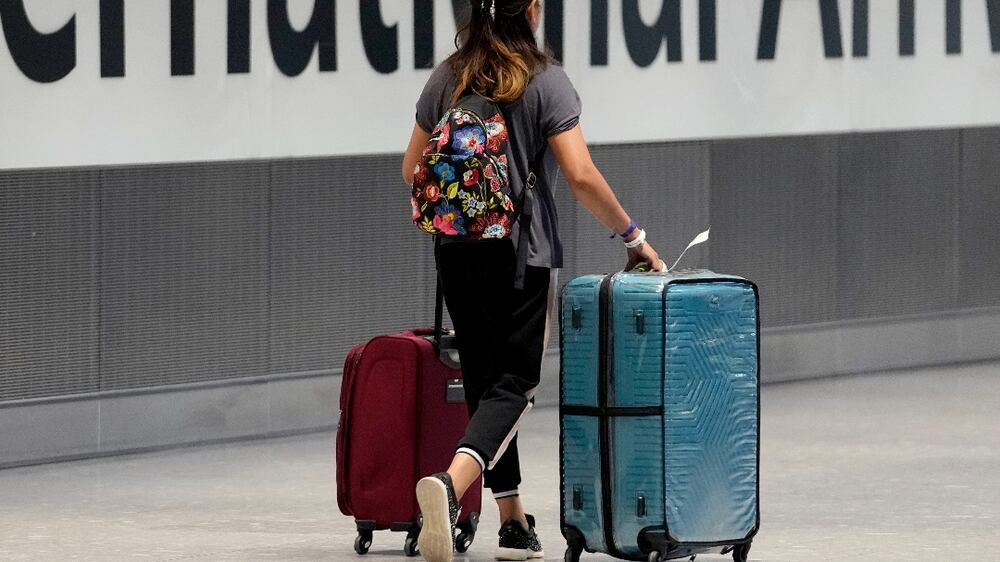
[
  {"left": 623, "top": 229, "right": 646, "bottom": 249},
  {"left": 620, "top": 219, "right": 638, "bottom": 239}
]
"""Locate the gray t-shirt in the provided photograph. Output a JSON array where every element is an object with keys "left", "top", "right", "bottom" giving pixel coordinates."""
[{"left": 415, "top": 62, "right": 582, "bottom": 269}]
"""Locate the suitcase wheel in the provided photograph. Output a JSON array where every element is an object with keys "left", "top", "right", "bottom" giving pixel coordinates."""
[
  {"left": 454, "top": 511, "right": 479, "bottom": 553},
  {"left": 563, "top": 525, "right": 585, "bottom": 562},
  {"left": 454, "top": 530, "right": 473, "bottom": 553},
  {"left": 732, "top": 542, "right": 751, "bottom": 562},
  {"left": 354, "top": 532, "right": 373, "bottom": 555},
  {"left": 403, "top": 536, "right": 419, "bottom": 557},
  {"left": 646, "top": 551, "right": 661, "bottom": 562}
]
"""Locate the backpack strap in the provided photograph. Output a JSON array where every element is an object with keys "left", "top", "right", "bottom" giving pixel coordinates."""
[
  {"left": 513, "top": 149, "right": 544, "bottom": 290},
  {"left": 493, "top": 100, "right": 544, "bottom": 291}
]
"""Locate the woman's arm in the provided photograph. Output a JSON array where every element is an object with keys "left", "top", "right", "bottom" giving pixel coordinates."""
[
  {"left": 548, "top": 125, "right": 632, "bottom": 234},
  {"left": 549, "top": 124, "right": 665, "bottom": 271},
  {"left": 402, "top": 123, "right": 432, "bottom": 185}
]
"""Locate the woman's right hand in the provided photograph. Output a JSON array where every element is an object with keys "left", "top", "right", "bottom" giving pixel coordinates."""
[{"left": 625, "top": 238, "right": 666, "bottom": 272}]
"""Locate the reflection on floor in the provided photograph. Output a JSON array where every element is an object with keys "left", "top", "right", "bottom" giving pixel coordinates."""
[{"left": 1, "top": 361, "right": 998, "bottom": 561}]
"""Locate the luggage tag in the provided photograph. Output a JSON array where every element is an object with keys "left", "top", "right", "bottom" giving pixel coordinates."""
[
  {"left": 667, "top": 226, "right": 710, "bottom": 272},
  {"left": 629, "top": 226, "right": 710, "bottom": 273}
]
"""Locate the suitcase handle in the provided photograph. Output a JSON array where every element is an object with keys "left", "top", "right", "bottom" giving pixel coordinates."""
[
  {"left": 433, "top": 237, "right": 446, "bottom": 349},
  {"left": 572, "top": 485, "right": 583, "bottom": 510},
  {"left": 634, "top": 310, "right": 645, "bottom": 335}
]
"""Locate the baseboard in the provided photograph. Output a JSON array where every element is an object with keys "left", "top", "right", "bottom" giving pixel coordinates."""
[
  {"left": 760, "top": 306, "right": 1000, "bottom": 382},
  {"left": 0, "top": 372, "right": 340, "bottom": 469},
  {"left": 3, "top": 306, "right": 997, "bottom": 469}
]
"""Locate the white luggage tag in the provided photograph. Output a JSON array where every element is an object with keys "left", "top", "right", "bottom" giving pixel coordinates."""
[{"left": 667, "top": 227, "right": 710, "bottom": 272}]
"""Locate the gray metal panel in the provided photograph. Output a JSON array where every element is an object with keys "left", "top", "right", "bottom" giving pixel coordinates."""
[
  {"left": 958, "top": 128, "right": 1000, "bottom": 307},
  {"left": 551, "top": 170, "right": 578, "bottom": 281},
  {"left": 710, "top": 136, "right": 839, "bottom": 327},
  {"left": 0, "top": 399, "right": 100, "bottom": 464},
  {"left": 549, "top": 171, "right": 576, "bottom": 348},
  {"left": 3, "top": 126, "right": 999, "bottom": 407},
  {"left": 98, "top": 383, "right": 270, "bottom": 451},
  {"left": 573, "top": 142, "right": 711, "bottom": 276},
  {"left": 268, "top": 157, "right": 436, "bottom": 374},
  {"left": 0, "top": 169, "right": 99, "bottom": 401},
  {"left": 267, "top": 375, "right": 340, "bottom": 432},
  {"left": 99, "top": 162, "right": 269, "bottom": 390},
  {"left": 837, "top": 131, "right": 960, "bottom": 319}
]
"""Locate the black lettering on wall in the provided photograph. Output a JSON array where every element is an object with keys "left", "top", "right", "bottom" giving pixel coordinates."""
[
  {"left": 946, "top": 0, "right": 961, "bottom": 54},
  {"left": 100, "top": 0, "right": 124, "bottom": 77},
  {"left": 267, "top": 0, "right": 337, "bottom": 77},
  {"left": 899, "top": 0, "right": 915, "bottom": 56},
  {"left": 819, "top": 0, "right": 843, "bottom": 58},
  {"left": 991, "top": 0, "right": 1000, "bottom": 52},
  {"left": 852, "top": 0, "right": 868, "bottom": 57},
  {"left": 228, "top": 0, "right": 250, "bottom": 73},
  {"left": 757, "top": 0, "right": 843, "bottom": 60},
  {"left": 0, "top": 1, "right": 75, "bottom": 83},
  {"left": 699, "top": 0, "right": 716, "bottom": 61},
  {"left": 360, "top": 1, "right": 398, "bottom": 73},
  {"left": 545, "top": 0, "right": 564, "bottom": 62},
  {"left": 414, "top": 0, "right": 433, "bottom": 69},
  {"left": 622, "top": 0, "right": 681, "bottom": 66},
  {"left": 171, "top": 0, "right": 195, "bottom": 76},
  {"left": 591, "top": 0, "right": 608, "bottom": 66},
  {"left": 757, "top": 0, "right": 780, "bottom": 60}
]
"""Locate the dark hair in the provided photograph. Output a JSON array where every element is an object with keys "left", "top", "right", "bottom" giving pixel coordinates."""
[{"left": 446, "top": 0, "right": 554, "bottom": 103}]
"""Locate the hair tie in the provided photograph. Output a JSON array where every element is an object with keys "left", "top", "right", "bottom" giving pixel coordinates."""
[{"left": 481, "top": 0, "right": 496, "bottom": 20}]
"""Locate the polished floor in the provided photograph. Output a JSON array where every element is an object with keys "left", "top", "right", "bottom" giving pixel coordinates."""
[{"left": 1, "top": 361, "right": 998, "bottom": 561}]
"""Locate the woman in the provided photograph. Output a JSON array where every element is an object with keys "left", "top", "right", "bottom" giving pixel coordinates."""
[{"left": 402, "top": 1, "right": 664, "bottom": 561}]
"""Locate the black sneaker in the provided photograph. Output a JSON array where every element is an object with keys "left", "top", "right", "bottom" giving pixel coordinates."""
[
  {"left": 416, "top": 472, "right": 460, "bottom": 562},
  {"left": 496, "top": 514, "right": 544, "bottom": 560}
]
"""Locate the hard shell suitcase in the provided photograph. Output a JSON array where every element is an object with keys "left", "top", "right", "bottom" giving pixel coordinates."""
[
  {"left": 559, "top": 270, "right": 760, "bottom": 562},
  {"left": 336, "top": 327, "right": 482, "bottom": 556}
]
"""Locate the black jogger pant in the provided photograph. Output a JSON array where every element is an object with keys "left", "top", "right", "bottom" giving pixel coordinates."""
[{"left": 435, "top": 238, "right": 550, "bottom": 496}]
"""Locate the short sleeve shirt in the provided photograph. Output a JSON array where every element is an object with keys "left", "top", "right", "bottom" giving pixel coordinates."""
[{"left": 415, "top": 62, "right": 582, "bottom": 269}]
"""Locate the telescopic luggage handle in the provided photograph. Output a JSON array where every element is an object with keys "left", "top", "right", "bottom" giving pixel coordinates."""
[
  {"left": 433, "top": 237, "right": 444, "bottom": 348},
  {"left": 432, "top": 237, "right": 462, "bottom": 369},
  {"left": 433, "top": 272, "right": 444, "bottom": 348}
]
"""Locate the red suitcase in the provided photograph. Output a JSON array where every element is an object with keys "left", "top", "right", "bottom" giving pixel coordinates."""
[{"left": 336, "top": 325, "right": 482, "bottom": 557}]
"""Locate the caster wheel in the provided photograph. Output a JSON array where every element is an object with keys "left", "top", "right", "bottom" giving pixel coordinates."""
[
  {"left": 403, "top": 536, "right": 419, "bottom": 557},
  {"left": 354, "top": 533, "right": 372, "bottom": 555},
  {"left": 647, "top": 551, "right": 661, "bottom": 562},
  {"left": 564, "top": 546, "right": 582, "bottom": 562},
  {"left": 454, "top": 531, "right": 473, "bottom": 553},
  {"left": 454, "top": 512, "right": 478, "bottom": 553},
  {"left": 733, "top": 542, "right": 750, "bottom": 562}
]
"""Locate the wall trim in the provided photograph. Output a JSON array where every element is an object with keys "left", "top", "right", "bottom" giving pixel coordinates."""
[
  {"left": 0, "top": 369, "right": 336, "bottom": 410},
  {"left": 3, "top": 307, "right": 997, "bottom": 470}
]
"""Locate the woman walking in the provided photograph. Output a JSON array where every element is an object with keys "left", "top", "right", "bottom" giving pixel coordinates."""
[{"left": 401, "top": 1, "right": 665, "bottom": 560}]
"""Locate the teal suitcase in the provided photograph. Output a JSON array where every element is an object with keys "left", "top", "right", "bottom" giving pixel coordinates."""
[{"left": 560, "top": 270, "right": 760, "bottom": 562}]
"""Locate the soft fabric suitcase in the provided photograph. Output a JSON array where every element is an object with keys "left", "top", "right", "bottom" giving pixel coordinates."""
[
  {"left": 336, "top": 326, "right": 482, "bottom": 556},
  {"left": 559, "top": 270, "right": 760, "bottom": 562}
]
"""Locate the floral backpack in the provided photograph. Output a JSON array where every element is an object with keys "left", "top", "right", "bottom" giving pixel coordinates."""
[
  {"left": 411, "top": 94, "right": 532, "bottom": 239},
  {"left": 411, "top": 94, "right": 537, "bottom": 288}
]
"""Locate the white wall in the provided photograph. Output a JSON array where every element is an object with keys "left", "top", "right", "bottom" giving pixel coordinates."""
[{"left": 1, "top": 0, "right": 998, "bottom": 169}]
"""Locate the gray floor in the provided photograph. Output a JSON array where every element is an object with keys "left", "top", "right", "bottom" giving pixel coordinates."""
[{"left": 1, "top": 362, "right": 998, "bottom": 561}]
